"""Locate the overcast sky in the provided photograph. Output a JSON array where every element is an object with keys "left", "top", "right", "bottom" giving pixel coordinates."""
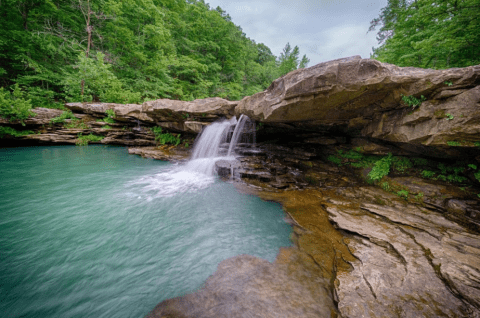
[{"left": 205, "top": 0, "right": 388, "bottom": 66}]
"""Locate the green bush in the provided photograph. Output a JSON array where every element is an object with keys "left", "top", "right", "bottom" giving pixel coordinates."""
[
  {"left": 397, "top": 190, "right": 409, "bottom": 200},
  {"left": 64, "top": 119, "right": 88, "bottom": 129},
  {"left": 327, "top": 155, "right": 342, "bottom": 165},
  {"left": 150, "top": 126, "right": 181, "bottom": 146},
  {"left": 401, "top": 94, "right": 426, "bottom": 109},
  {"left": 392, "top": 156, "right": 413, "bottom": 172},
  {"left": 23, "top": 86, "right": 65, "bottom": 110},
  {"left": 76, "top": 134, "right": 104, "bottom": 146},
  {"left": 474, "top": 171, "right": 480, "bottom": 183},
  {"left": 101, "top": 109, "right": 116, "bottom": 124},
  {"left": 0, "top": 126, "right": 34, "bottom": 138},
  {"left": 421, "top": 170, "right": 436, "bottom": 179},
  {"left": 412, "top": 157, "right": 429, "bottom": 166},
  {"left": 368, "top": 154, "right": 393, "bottom": 181},
  {"left": 101, "top": 84, "right": 142, "bottom": 104},
  {"left": 0, "top": 84, "right": 35, "bottom": 125},
  {"left": 50, "top": 111, "right": 77, "bottom": 124}
]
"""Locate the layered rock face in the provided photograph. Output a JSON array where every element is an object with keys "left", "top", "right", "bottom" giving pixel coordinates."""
[{"left": 236, "top": 56, "right": 480, "bottom": 154}]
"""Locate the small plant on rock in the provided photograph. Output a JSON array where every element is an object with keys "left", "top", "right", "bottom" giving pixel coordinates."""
[
  {"left": 368, "top": 153, "right": 393, "bottom": 182},
  {"left": 401, "top": 94, "right": 426, "bottom": 109},
  {"left": 102, "top": 109, "right": 116, "bottom": 124},
  {"left": 50, "top": 111, "right": 77, "bottom": 124},
  {"left": 76, "top": 133, "right": 104, "bottom": 146}
]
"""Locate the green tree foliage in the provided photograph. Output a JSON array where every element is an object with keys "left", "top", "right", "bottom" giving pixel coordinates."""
[
  {"left": 0, "top": 84, "right": 34, "bottom": 124},
  {"left": 369, "top": 0, "right": 480, "bottom": 68},
  {"left": 0, "top": 0, "right": 310, "bottom": 104},
  {"left": 278, "top": 43, "right": 310, "bottom": 76}
]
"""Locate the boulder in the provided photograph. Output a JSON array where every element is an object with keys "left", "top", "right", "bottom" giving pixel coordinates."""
[
  {"left": 142, "top": 97, "right": 237, "bottom": 121},
  {"left": 235, "top": 56, "right": 480, "bottom": 149}
]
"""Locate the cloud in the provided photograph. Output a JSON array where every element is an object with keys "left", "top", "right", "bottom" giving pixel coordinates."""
[{"left": 206, "top": 0, "right": 387, "bottom": 65}]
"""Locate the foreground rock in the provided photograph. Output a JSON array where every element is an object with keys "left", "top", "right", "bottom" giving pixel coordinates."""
[{"left": 146, "top": 250, "right": 337, "bottom": 318}]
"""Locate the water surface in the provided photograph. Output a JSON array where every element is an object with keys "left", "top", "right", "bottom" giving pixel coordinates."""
[{"left": 0, "top": 145, "right": 292, "bottom": 318}]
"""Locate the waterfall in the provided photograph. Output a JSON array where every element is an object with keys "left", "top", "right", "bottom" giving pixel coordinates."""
[
  {"left": 227, "top": 114, "right": 246, "bottom": 156},
  {"left": 184, "top": 115, "right": 254, "bottom": 176}
]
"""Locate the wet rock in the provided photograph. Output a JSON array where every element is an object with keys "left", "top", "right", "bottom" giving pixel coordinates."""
[
  {"left": 215, "top": 159, "right": 242, "bottom": 178},
  {"left": 146, "top": 249, "right": 339, "bottom": 318},
  {"left": 128, "top": 146, "right": 190, "bottom": 162}
]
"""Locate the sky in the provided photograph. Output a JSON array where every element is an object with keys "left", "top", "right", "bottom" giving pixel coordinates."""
[{"left": 205, "top": 0, "right": 388, "bottom": 66}]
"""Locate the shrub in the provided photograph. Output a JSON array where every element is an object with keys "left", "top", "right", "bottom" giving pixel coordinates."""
[
  {"left": 0, "top": 126, "right": 34, "bottom": 138},
  {"left": 392, "top": 156, "right": 413, "bottom": 172},
  {"left": 327, "top": 155, "right": 342, "bottom": 165},
  {"left": 0, "top": 84, "right": 35, "bottom": 125},
  {"left": 401, "top": 94, "right": 426, "bottom": 109},
  {"left": 100, "top": 84, "right": 142, "bottom": 104},
  {"left": 102, "top": 109, "right": 116, "bottom": 124},
  {"left": 368, "top": 153, "right": 392, "bottom": 181},
  {"left": 76, "top": 134, "right": 104, "bottom": 146},
  {"left": 397, "top": 190, "right": 409, "bottom": 200},
  {"left": 64, "top": 119, "right": 88, "bottom": 129},
  {"left": 150, "top": 126, "right": 181, "bottom": 146},
  {"left": 412, "top": 157, "right": 429, "bottom": 166},
  {"left": 50, "top": 111, "right": 77, "bottom": 124},
  {"left": 421, "top": 170, "right": 436, "bottom": 178}
]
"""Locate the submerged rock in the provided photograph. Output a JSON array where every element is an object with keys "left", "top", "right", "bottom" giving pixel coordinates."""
[{"left": 145, "top": 249, "right": 338, "bottom": 318}]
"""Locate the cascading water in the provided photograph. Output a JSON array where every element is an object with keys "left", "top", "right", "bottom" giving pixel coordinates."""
[
  {"left": 130, "top": 115, "right": 255, "bottom": 199},
  {"left": 184, "top": 115, "right": 254, "bottom": 176}
]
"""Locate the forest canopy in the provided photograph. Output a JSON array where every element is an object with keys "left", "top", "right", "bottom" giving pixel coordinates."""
[
  {"left": 0, "top": 0, "right": 309, "bottom": 106},
  {"left": 369, "top": 0, "right": 480, "bottom": 68}
]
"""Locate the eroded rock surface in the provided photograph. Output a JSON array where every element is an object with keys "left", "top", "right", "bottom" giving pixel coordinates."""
[{"left": 235, "top": 56, "right": 480, "bottom": 150}]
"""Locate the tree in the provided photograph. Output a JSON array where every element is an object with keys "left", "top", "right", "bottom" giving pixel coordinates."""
[
  {"left": 278, "top": 43, "right": 309, "bottom": 76},
  {"left": 369, "top": 0, "right": 480, "bottom": 68}
]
